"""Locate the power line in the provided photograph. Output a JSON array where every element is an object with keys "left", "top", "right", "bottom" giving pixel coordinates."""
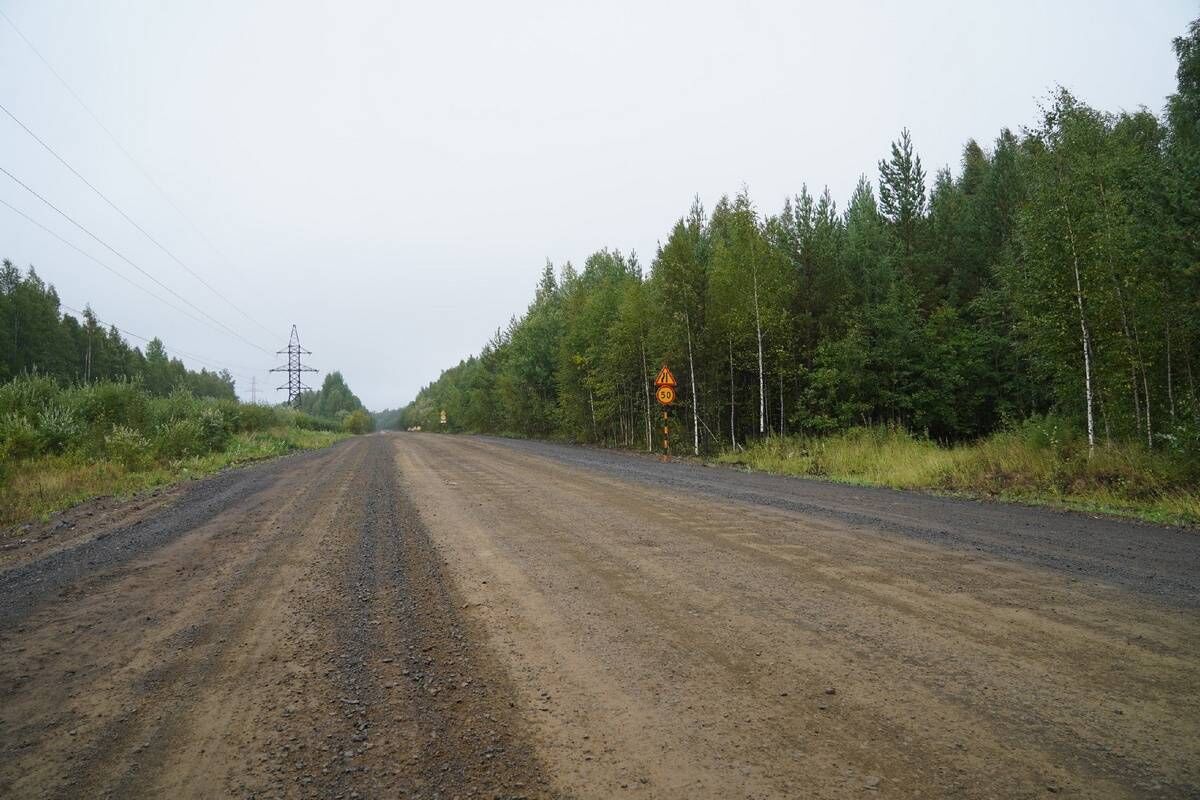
[
  {"left": 0, "top": 100, "right": 277, "bottom": 342},
  {"left": 59, "top": 302, "right": 254, "bottom": 382},
  {"left": 4, "top": 199, "right": 261, "bottom": 387},
  {"left": 0, "top": 165, "right": 274, "bottom": 356},
  {"left": 0, "top": 196, "right": 235, "bottom": 336},
  {"left": 0, "top": 8, "right": 280, "bottom": 340}
]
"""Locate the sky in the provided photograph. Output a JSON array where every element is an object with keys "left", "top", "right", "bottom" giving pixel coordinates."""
[{"left": 0, "top": 1, "right": 1195, "bottom": 410}]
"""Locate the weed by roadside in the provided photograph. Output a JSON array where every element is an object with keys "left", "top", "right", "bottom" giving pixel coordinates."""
[
  {"left": 0, "top": 376, "right": 352, "bottom": 528},
  {"left": 716, "top": 421, "right": 1200, "bottom": 526}
]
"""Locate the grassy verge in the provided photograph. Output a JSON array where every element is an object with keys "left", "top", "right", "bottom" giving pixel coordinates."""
[
  {"left": 0, "top": 375, "right": 360, "bottom": 529},
  {"left": 1, "top": 426, "right": 347, "bottom": 528},
  {"left": 715, "top": 424, "right": 1200, "bottom": 527}
]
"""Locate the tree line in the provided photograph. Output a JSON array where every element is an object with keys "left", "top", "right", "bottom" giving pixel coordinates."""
[
  {"left": 0, "top": 260, "right": 237, "bottom": 400},
  {"left": 399, "top": 19, "right": 1200, "bottom": 457},
  {"left": 298, "top": 371, "right": 374, "bottom": 433}
]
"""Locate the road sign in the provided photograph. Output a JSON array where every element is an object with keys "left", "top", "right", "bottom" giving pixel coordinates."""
[
  {"left": 654, "top": 365, "right": 677, "bottom": 388},
  {"left": 439, "top": 409, "right": 447, "bottom": 425},
  {"left": 656, "top": 385, "right": 675, "bottom": 405}
]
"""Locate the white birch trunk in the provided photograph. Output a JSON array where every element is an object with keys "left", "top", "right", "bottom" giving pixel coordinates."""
[
  {"left": 588, "top": 388, "right": 597, "bottom": 439},
  {"left": 728, "top": 335, "right": 736, "bottom": 450},
  {"left": 685, "top": 309, "right": 700, "bottom": 456},
  {"left": 1143, "top": 369, "right": 1152, "bottom": 448},
  {"left": 1064, "top": 209, "right": 1096, "bottom": 455},
  {"left": 1166, "top": 323, "right": 1176, "bottom": 422},
  {"left": 641, "top": 340, "right": 652, "bottom": 452},
  {"left": 753, "top": 270, "right": 765, "bottom": 436}
]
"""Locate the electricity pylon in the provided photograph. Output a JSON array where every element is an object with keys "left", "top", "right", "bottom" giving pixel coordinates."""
[{"left": 270, "top": 325, "right": 316, "bottom": 407}]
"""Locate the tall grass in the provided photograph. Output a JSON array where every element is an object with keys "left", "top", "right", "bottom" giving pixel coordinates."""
[
  {"left": 0, "top": 376, "right": 349, "bottom": 526},
  {"left": 716, "top": 420, "right": 1200, "bottom": 526}
]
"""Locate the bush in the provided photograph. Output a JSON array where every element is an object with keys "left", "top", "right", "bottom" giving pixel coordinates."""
[
  {"left": 151, "top": 388, "right": 201, "bottom": 427},
  {"left": 231, "top": 403, "right": 279, "bottom": 433},
  {"left": 36, "top": 404, "right": 81, "bottom": 454},
  {"left": 71, "top": 380, "right": 148, "bottom": 433},
  {"left": 0, "top": 412, "right": 39, "bottom": 459},
  {"left": 155, "top": 418, "right": 204, "bottom": 459},
  {"left": 105, "top": 425, "right": 152, "bottom": 470},
  {"left": 197, "top": 407, "right": 230, "bottom": 451},
  {"left": 288, "top": 410, "right": 339, "bottom": 432},
  {"left": 0, "top": 375, "right": 60, "bottom": 419},
  {"left": 341, "top": 409, "right": 374, "bottom": 434}
]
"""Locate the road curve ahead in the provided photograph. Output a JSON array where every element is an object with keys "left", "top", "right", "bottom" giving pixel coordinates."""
[{"left": 2, "top": 432, "right": 1198, "bottom": 799}]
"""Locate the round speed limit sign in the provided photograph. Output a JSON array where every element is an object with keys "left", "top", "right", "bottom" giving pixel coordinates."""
[{"left": 656, "top": 385, "right": 675, "bottom": 405}]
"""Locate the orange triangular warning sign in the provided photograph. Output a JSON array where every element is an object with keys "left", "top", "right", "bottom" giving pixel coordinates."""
[{"left": 654, "top": 365, "right": 677, "bottom": 387}]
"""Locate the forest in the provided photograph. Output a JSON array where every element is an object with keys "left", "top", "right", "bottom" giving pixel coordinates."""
[
  {"left": 400, "top": 21, "right": 1199, "bottom": 469},
  {"left": 297, "top": 372, "right": 374, "bottom": 433},
  {"left": 0, "top": 264, "right": 374, "bottom": 522},
  {"left": 0, "top": 260, "right": 237, "bottom": 399}
]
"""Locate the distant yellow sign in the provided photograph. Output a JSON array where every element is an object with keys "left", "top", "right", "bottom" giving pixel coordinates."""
[
  {"left": 439, "top": 409, "right": 447, "bottom": 425},
  {"left": 654, "top": 365, "right": 677, "bottom": 388},
  {"left": 656, "top": 386, "right": 675, "bottom": 405}
]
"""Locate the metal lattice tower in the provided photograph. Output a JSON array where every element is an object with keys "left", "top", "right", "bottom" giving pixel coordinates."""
[{"left": 270, "top": 325, "right": 317, "bottom": 407}]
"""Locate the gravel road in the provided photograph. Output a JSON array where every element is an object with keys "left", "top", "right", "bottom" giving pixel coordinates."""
[
  {"left": 481, "top": 435, "right": 1200, "bottom": 606},
  {"left": 0, "top": 435, "right": 545, "bottom": 799},
  {"left": 1, "top": 432, "right": 1197, "bottom": 798}
]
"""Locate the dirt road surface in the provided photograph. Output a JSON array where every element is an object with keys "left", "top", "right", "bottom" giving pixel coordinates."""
[{"left": 2, "top": 432, "right": 1198, "bottom": 798}]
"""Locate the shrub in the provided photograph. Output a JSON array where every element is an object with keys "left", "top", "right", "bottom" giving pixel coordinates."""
[
  {"left": 0, "top": 374, "right": 60, "bottom": 419},
  {"left": 155, "top": 418, "right": 204, "bottom": 459},
  {"left": 342, "top": 409, "right": 374, "bottom": 434},
  {"left": 105, "top": 425, "right": 152, "bottom": 471},
  {"left": 290, "top": 411, "right": 339, "bottom": 432},
  {"left": 0, "top": 412, "right": 39, "bottom": 459},
  {"left": 197, "top": 406, "right": 231, "bottom": 451},
  {"left": 71, "top": 380, "right": 148, "bottom": 433},
  {"left": 232, "top": 403, "right": 279, "bottom": 433},
  {"left": 36, "top": 404, "right": 81, "bottom": 454},
  {"left": 152, "top": 388, "right": 201, "bottom": 426}
]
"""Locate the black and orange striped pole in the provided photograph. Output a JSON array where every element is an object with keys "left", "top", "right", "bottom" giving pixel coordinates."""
[{"left": 654, "top": 364, "right": 678, "bottom": 461}]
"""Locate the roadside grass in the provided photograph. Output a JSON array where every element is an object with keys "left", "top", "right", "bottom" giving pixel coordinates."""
[
  {"left": 1, "top": 427, "right": 347, "bottom": 528},
  {"left": 716, "top": 424, "right": 1200, "bottom": 527},
  {"left": 0, "top": 376, "right": 362, "bottom": 529}
]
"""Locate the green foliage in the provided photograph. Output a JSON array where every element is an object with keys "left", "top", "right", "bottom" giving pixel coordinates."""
[
  {"left": 0, "top": 412, "right": 39, "bottom": 460},
  {"left": 231, "top": 403, "right": 281, "bottom": 433},
  {"left": 0, "top": 375, "right": 326, "bottom": 469},
  {"left": 0, "top": 374, "right": 353, "bottom": 525},
  {"left": 35, "top": 404, "right": 81, "bottom": 454},
  {"left": 398, "top": 16, "right": 1200, "bottom": 469},
  {"left": 154, "top": 418, "right": 205, "bottom": 459},
  {"left": 69, "top": 380, "right": 150, "bottom": 440},
  {"left": 286, "top": 410, "right": 341, "bottom": 432},
  {"left": 197, "top": 407, "right": 232, "bottom": 452},
  {"left": 105, "top": 425, "right": 152, "bottom": 471},
  {"left": 718, "top": 425, "right": 1200, "bottom": 525},
  {"left": 297, "top": 371, "right": 366, "bottom": 419},
  {"left": 341, "top": 409, "right": 374, "bottom": 434},
  {"left": 0, "top": 262, "right": 236, "bottom": 399},
  {"left": 0, "top": 374, "right": 60, "bottom": 419},
  {"left": 372, "top": 407, "right": 403, "bottom": 430}
]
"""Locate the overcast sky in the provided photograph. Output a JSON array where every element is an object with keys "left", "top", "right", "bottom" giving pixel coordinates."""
[{"left": 0, "top": 1, "right": 1194, "bottom": 410}]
